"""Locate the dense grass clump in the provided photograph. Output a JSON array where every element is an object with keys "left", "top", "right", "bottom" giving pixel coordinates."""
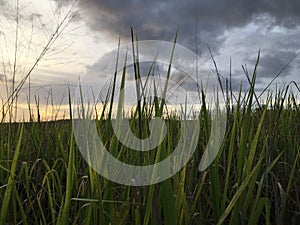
[{"left": 0, "top": 50, "right": 300, "bottom": 225}]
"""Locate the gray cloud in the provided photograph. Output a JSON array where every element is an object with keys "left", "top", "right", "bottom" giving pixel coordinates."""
[
  {"left": 55, "top": 0, "right": 300, "bottom": 93},
  {"left": 59, "top": 0, "right": 300, "bottom": 46},
  {"left": 246, "top": 51, "right": 297, "bottom": 79}
]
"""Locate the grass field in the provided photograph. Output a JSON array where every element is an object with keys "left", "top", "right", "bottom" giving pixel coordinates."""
[{"left": 0, "top": 49, "right": 300, "bottom": 225}]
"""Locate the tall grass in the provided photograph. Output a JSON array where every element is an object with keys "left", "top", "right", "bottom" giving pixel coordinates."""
[{"left": 0, "top": 42, "right": 300, "bottom": 225}]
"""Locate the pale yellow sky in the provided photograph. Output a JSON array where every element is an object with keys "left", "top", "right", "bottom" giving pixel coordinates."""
[
  {"left": 0, "top": 0, "right": 119, "bottom": 118},
  {"left": 0, "top": 0, "right": 121, "bottom": 120},
  {"left": 0, "top": 0, "right": 117, "bottom": 86}
]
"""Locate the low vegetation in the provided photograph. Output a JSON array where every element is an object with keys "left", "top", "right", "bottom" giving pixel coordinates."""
[{"left": 0, "top": 44, "right": 300, "bottom": 225}]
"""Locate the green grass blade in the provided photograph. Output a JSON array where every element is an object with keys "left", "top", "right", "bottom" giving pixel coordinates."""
[
  {"left": 0, "top": 124, "right": 23, "bottom": 224},
  {"left": 217, "top": 158, "right": 263, "bottom": 225}
]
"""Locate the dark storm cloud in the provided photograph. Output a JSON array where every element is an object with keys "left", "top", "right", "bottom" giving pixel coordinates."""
[
  {"left": 55, "top": 0, "right": 300, "bottom": 91},
  {"left": 258, "top": 53, "right": 295, "bottom": 78},
  {"left": 80, "top": 0, "right": 254, "bottom": 38},
  {"left": 245, "top": 50, "right": 298, "bottom": 79},
  {"left": 258, "top": 0, "right": 300, "bottom": 28},
  {"left": 61, "top": 0, "right": 300, "bottom": 44},
  {"left": 71, "top": 0, "right": 260, "bottom": 53}
]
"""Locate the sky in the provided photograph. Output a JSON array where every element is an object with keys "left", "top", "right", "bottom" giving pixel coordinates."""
[{"left": 0, "top": 0, "right": 300, "bottom": 120}]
